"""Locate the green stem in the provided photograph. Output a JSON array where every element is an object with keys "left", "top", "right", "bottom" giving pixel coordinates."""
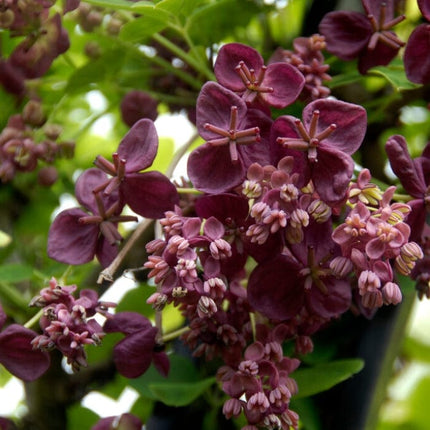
[
  {"left": 152, "top": 32, "right": 215, "bottom": 81},
  {"left": 24, "top": 309, "right": 43, "bottom": 329},
  {"left": 176, "top": 187, "right": 204, "bottom": 195},
  {"left": 161, "top": 325, "right": 191, "bottom": 343}
]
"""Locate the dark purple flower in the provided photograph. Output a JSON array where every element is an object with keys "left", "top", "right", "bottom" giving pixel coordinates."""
[
  {"left": 92, "top": 413, "right": 142, "bottom": 430},
  {"left": 404, "top": 0, "right": 430, "bottom": 84},
  {"left": 120, "top": 90, "right": 159, "bottom": 127},
  {"left": 319, "top": 0, "right": 405, "bottom": 74},
  {"left": 0, "top": 303, "right": 50, "bottom": 381},
  {"left": 187, "top": 82, "right": 272, "bottom": 194},
  {"left": 272, "top": 98, "right": 367, "bottom": 204},
  {"left": 94, "top": 118, "right": 179, "bottom": 218},
  {"left": 103, "top": 312, "right": 169, "bottom": 378},
  {"left": 248, "top": 220, "right": 351, "bottom": 321},
  {"left": 48, "top": 168, "right": 137, "bottom": 267},
  {"left": 385, "top": 135, "right": 430, "bottom": 242},
  {"left": 214, "top": 42, "right": 305, "bottom": 109}
]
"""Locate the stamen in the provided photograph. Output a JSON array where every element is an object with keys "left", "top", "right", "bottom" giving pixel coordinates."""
[{"left": 94, "top": 155, "right": 116, "bottom": 176}]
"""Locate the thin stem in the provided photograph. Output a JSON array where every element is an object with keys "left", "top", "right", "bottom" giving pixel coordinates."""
[
  {"left": 166, "top": 132, "right": 199, "bottom": 178},
  {"left": 97, "top": 218, "right": 154, "bottom": 284},
  {"left": 152, "top": 32, "right": 215, "bottom": 81},
  {"left": 24, "top": 309, "right": 43, "bottom": 329},
  {"left": 160, "top": 325, "right": 191, "bottom": 343}
]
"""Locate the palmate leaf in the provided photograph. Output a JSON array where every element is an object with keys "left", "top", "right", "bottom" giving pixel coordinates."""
[{"left": 291, "top": 359, "right": 364, "bottom": 399}]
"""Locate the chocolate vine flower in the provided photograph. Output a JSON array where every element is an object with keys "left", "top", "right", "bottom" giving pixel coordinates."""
[
  {"left": 0, "top": 303, "right": 50, "bottom": 381},
  {"left": 94, "top": 118, "right": 179, "bottom": 218},
  {"left": 214, "top": 42, "right": 305, "bottom": 109},
  {"left": 248, "top": 220, "right": 351, "bottom": 321},
  {"left": 385, "top": 135, "right": 430, "bottom": 242},
  {"left": 404, "top": 0, "right": 430, "bottom": 84},
  {"left": 187, "top": 82, "right": 272, "bottom": 194},
  {"left": 92, "top": 413, "right": 142, "bottom": 430},
  {"left": 103, "top": 312, "right": 169, "bottom": 378},
  {"left": 273, "top": 98, "right": 367, "bottom": 204},
  {"left": 319, "top": 0, "right": 405, "bottom": 74},
  {"left": 48, "top": 168, "right": 137, "bottom": 267}
]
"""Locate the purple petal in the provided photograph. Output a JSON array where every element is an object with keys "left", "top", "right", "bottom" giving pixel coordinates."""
[
  {"left": 248, "top": 255, "right": 304, "bottom": 321},
  {"left": 0, "top": 325, "right": 50, "bottom": 381},
  {"left": 203, "top": 216, "right": 225, "bottom": 240},
  {"left": 187, "top": 143, "right": 247, "bottom": 194},
  {"left": 153, "top": 351, "right": 170, "bottom": 377},
  {"left": 47, "top": 208, "right": 98, "bottom": 265},
  {"left": 319, "top": 11, "right": 371, "bottom": 60},
  {"left": 418, "top": 0, "right": 430, "bottom": 20},
  {"left": 214, "top": 43, "right": 264, "bottom": 92},
  {"left": 362, "top": 0, "right": 394, "bottom": 20},
  {"left": 121, "top": 171, "right": 179, "bottom": 218},
  {"left": 404, "top": 24, "right": 430, "bottom": 84},
  {"left": 104, "top": 311, "right": 153, "bottom": 335},
  {"left": 260, "top": 63, "right": 304, "bottom": 108},
  {"left": 196, "top": 82, "right": 247, "bottom": 140},
  {"left": 75, "top": 168, "right": 115, "bottom": 214},
  {"left": 117, "top": 119, "right": 159, "bottom": 173},
  {"left": 303, "top": 99, "right": 367, "bottom": 154},
  {"left": 306, "top": 278, "right": 351, "bottom": 319},
  {"left": 95, "top": 236, "right": 118, "bottom": 268},
  {"left": 312, "top": 146, "right": 354, "bottom": 204},
  {"left": 385, "top": 135, "right": 426, "bottom": 197},
  {"left": 358, "top": 40, "right": 399, "bottom": 74},
  {"left": 92, "top": 414, "right": 142, "bottom": 430},
  {"left": 112, "top": 327, "right": 157, "bottom": 378},
  {"left": 195, "top": 193, "right": 249, "bottom": 224}
]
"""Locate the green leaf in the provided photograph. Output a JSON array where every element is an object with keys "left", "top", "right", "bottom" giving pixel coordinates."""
[
  {"left": 84, "top": 0, "right": 149, "bottom": 11},
  {"left": 148, "top": 377, "right": 216, "bottom": 406},
  {"left": 128, "top": 354, "right": 215, "bottom": 406},
  {"left": 120, "top": 7, "right": 170, "bottom": 42},
  {"left": 370, "top": 60, "right": 421, "bottom": 91},
  {"left": 290, "top": 397, "right": 321, "bottom": 430},
  {"left": 156, "top": 0, "right": 207, "bottom": 16},
  {"left": 291, "top": 359, "right": 364, "bottom": 398},
  {"left": 186, "top": 0, "right": 261, "bottom": 45},
  {"left": 0, "top": 263, "right": 34, "bottom": 282},
  {"left": 67, "top": 404, "right": 99, "bottom": 430}
]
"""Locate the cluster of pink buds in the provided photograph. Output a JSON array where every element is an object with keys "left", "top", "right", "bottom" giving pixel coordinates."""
[
  {"left": 30, "top": 277, "right": 115, "bottom": 371},
  {"left": 332, "top": 170, "right": 423, "bottom": 311}
]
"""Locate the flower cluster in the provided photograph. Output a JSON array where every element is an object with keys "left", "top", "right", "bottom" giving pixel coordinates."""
[
  {"left": 30, "top": 277, "right": 115, "bottom": 371},
  {"left": 0, "top": 100, "right": 74, "bottom": 184}
]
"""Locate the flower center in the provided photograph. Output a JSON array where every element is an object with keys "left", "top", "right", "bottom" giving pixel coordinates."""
[
  {"left": 204, "top": 105, "right": 260, "bottom": 163},
  {"left": 276, "top": 110, "right": 337, "bottom": 163},
  {"left": 367, "top": 3, "right": 405, "bottom": 50},
  {"left": 235, "top": 61, "right": 273, "bottom": 103}
]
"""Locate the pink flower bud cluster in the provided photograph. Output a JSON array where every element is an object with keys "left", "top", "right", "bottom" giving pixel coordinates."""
[
  {"left": 30, "top": 277, "right": 115, "bottom": 371},
  {"left": 332, "top": 179, "right": 422, "bottom": 310}
]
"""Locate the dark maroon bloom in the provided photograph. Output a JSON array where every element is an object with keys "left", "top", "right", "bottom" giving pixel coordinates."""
[
  {"left": 187, "top": 82, "right": 272, "bottom": 194},
  {"left": 0, "top": 303, "right": 50, "bottom": 381},
  {"left": 404, "top": 0, "right": 430, "bottom": 84},
  {"left": 319, "top": 0, "right": 405, "bottom": 74},
  {"left": 272, "top": 98, "right": 367, "bottom": 204},
  {"left": 120, "top": 90, "right": 159, "bottom": 127},
  {"left": 103, "top": 312, "right": 169, "bottom": 378},
  {"left": 94, "top": 118, "right": 179, "bottom": 218},
  {"left": 48, "top": 168, "right": 136, "bottom": 267},
  {"left": 385, "top": 135, "right": 430, "bottom": 242},
  {"left": 91, "top": 413, "right": 142, "bottom": 430},
  {"left": 248, "top": 220, "right": 351, "bottom": 321},
  {"left": 9, "top": 14, "right": 70, "bottom": 79},
  {"left": 214, "top": 42, "right": 305, "bottom": 109}
]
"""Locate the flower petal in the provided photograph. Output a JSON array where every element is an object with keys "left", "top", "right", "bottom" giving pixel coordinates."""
[
  {"left": 404, "top": 24, "right": 430, "bottom": 84},
  {"left": 121, "top": 171, "right": 179, "bottom": 218},
  {"left": 47, "top": 208, "right": 98, "bottom": 265},
  {"left": 0, "top": 325, "right": 50, "bottom": 381},
  {"left": 117, "top": 118, "right": 159, "bottom": 173}
]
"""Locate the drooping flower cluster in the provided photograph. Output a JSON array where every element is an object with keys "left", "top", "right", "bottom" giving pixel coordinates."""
[
  {"left": 30, "top": 277, "right": 115, "bottom": 371},
  {"left": 0, "top": 100, "right": 74, "bottom": 184}
]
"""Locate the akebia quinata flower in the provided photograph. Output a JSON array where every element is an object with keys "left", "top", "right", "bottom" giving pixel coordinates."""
[
  {"left": 273, "top": 98, "right": 367, "bottom": 204},
  {"left": 93, "top": 118, "right": 179, "bottom": 218},
  {"left": 319, "top": 0, "right": 405, "bottom": 74},
  {"left": 187, "top": 82, "right": 272, "bottom": 194}
]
